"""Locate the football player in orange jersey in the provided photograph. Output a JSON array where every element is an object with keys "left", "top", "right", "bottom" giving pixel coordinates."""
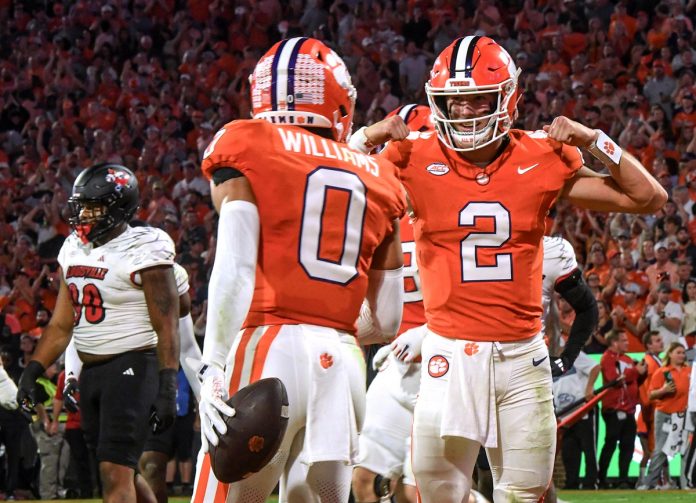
[
  {"left": 192, "top": 37, "right": 406, "bottom": 503},
  {"left": 353, "top": 106, "right": 430, "bottom": 503},
  {"left": 349, "top": 36, "right": 667, "bottom": 503}
]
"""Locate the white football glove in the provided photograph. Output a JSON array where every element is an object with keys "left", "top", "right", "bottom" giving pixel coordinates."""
[
  {"left": 0, "top": 366, "right": 17, "bottom": 410},
  {"left": 198, "top": 363, "right": 236, "bottom": 453},
  {"left": 390, "top": 325, "right": 427, "bottom": 363},
  {"left": 372, "top": 345, "right": 392, "bottom": 371}
]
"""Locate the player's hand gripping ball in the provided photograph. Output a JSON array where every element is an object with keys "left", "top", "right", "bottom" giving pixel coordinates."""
[{"left": 209, "top": 377, "right": 290, "bottom": 483}]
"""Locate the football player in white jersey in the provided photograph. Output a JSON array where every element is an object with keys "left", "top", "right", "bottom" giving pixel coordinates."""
[
  {"left": 61, "top": 261, "right": 202, "bottom": 503},
  {"left": 16, "top": 163, "right": 180, "bottom": 503},
  {"left": 354, "top": 235, "right": 597, "bottom": 503}
]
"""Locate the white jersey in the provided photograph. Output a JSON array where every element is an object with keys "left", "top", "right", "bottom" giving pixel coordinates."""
[
  {"left": 133, "top": 261, "right": 189, "bottom": 297},
  {"left": 173, "top": 263, "right": 189, "bottom": 297},
  {"left": 57, "top": 226, "right": 176, "bottom": 355},
  {"left": 541, "top": 236, "right": 578, "bottom": 330}
]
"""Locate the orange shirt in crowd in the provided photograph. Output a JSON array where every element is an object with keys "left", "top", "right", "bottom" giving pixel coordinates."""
[
  {"left": 649, "top": 363, "right": 690, "bottom": 413},
  {"left": 639, "top": 352, "right": 663, "bottom": 408}
]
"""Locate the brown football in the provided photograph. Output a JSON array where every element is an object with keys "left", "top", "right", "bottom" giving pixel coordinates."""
[{"left": 209, "top": 377, "right": 289, "bottom": 483}]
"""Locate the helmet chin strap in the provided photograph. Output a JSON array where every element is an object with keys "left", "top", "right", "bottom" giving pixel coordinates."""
[{"left": 451, "top": 118, "right": 495, "bottom": 149}]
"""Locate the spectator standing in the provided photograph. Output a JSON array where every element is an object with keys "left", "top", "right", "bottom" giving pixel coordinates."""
[
  {"left": 636, "top": 332, "right": 664, "bottom": 487},
  {"left": 642, "top": 283, "right": 684, "bottom": 347},
  {"left": 683, "top": 278, "right": 696, "bottom": 345},
  {"left": 598, "top": 332, "right": 647, "bottom": 488},
  {"left": 644, "top": 342, "right": 690, "bottom": 489},
  {"left": 643, "top": 61, "right": 677, "bottom": 111},
  {"left": 398, "top": 42, "right": 428, "bottom": 102}
]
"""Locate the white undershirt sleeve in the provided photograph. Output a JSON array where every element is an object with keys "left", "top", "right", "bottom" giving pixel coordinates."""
[
  {"left": 64, "top": 338, "right": 83, "bottom": 380},
  {"left": 202, "top": 200, "right": 259, "bottom": 371},
  {"left": 363, "top": 267, "right": 404, "bottom": 341},
  {"left": 179, "top": 313, "right": 202, "bottom": 401}
]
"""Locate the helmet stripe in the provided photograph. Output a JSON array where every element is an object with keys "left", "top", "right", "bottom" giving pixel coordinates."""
[
  {"left": 273, "top": 37, "right": 304, "bottom": 111},
  {"left": 398, "top": 104, "right": 417, "bottom": 123},
  {"left": 449, "top": 37, "right": 465, "bottom": 78},
  {"left": 464, "top": 36, "right": 481, "bottom": 78},
  {"left": 450, "top": 36, "right": 480, "bottom": 79},
  {"left": 270, "top": 38, "right": 290, "bottom": 110},
  {"left": 286, "top": 37, "right": 308, "bottom": 111}
]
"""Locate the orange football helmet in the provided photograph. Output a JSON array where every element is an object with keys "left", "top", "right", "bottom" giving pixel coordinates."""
[
  {"left": 386, "top": 104, "right": 434, "bottom": 132},
  {"left": 426, "top": 36, "right": 521, "bottom": 152},
  {"left": 250, "top": 37, "right": 357, "bottom": 142}
]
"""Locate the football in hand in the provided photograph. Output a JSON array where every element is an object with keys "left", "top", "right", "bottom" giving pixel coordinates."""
[{"left": 209, "top": 377, "right": 290, "bottom": 483}]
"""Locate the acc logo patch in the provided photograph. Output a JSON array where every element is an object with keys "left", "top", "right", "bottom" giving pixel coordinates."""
[
  {"left": 428, "top": 355, "right": 449, "bottom": 378},
  {"left": 426, "top": 162, "right": 449, "bottom": 176}
]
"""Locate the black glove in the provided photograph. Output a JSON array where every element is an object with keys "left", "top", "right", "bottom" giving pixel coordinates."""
[
  {"left": 550, "top": 354, "right": 573, "bottom": 378},
  {"left": 63, "top": 377, "right": 80, "bottom": 413},
  {"left": 149, "top": 368, "right": 178, "bottom": 434},
  {"left": 17, "top": 361, "right": 46, "bottom": 414}
]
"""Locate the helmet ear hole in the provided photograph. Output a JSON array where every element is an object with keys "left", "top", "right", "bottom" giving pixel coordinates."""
[{"left": 339, "top": 105, "right": 348, "bottom": 117}]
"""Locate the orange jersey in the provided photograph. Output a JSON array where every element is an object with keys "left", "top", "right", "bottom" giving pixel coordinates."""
[
  {"left": 201, "top": 120, "right": 405, "bottom": 332},
  {"left": 381, "top": 129, "right": 583, "bottom": 341},
  {"left": 399, "top": 215, "right": 426, "bottom": 334}
]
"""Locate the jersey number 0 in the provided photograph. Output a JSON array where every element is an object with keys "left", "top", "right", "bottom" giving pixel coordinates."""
[{"left": 299, "top": 167, "right": 367, "bottom": 285}]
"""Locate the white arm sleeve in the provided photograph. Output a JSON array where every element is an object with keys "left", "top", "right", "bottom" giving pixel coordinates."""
[
  {"left": 202, "top": 200, "right": 259, "bottom": 370},
  {"left": 364, "top": 267, "right": 404, "bottom": 340},
  {"left": 179, "top": 313, "right": 202, "bottom": 401},
  {"left": 64, "top": 338, "right": 83, "bottom": 380}
]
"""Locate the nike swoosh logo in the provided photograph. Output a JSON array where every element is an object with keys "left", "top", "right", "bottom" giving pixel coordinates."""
[
  {"left": 532, "top": 356, "right": 548, "bottom": 367},
  {"left": 517, "top": 163, "right": 540, "bottom": 174}
]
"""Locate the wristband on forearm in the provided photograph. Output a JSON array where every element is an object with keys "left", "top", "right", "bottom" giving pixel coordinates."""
[
  {"left": 348, "top": 126, "right": 376, "bottom": 154},
  {"left": 586, "top": 130, "right": 622, "bottom": 167},
  {"left": 158, "top": 368, "right": 178, "bottom": 397},
  {"left": 22, "top": 361, "right": 46, "bottom": 383}
]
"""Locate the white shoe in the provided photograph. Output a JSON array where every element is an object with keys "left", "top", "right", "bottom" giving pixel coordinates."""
[{"left": 636, "top": 484, "right": 649, "bottom": 490}]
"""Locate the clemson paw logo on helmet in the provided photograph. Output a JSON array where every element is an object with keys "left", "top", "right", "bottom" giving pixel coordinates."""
[
  {"left": 428, "top": 355, "right": 449, "bottom": 378},
  {"left": 105, "top": 169, "right": 131, "bottom": 191},
  {"left": 248, "top": 435, "right": 265, "bottom": 453},
  {"left": 464, "top": 342, "right": 479, "bottom": 356},
  {"left": 319, "top": 353, "right": 334, "bottom": 369},
  {"left": 602, "top": 141, "right": 615, "bottom": 156}
]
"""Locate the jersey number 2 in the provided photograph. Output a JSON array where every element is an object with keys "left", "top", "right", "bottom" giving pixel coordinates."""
[
  {"left": 299, "top": 167, "right": 367, "bottom": 285},
  {"left": 459, "top": 202, "right": 512, "bottom": 282},
  {"left": 68, "top": 283, "right": 106, "bottom": 325}
]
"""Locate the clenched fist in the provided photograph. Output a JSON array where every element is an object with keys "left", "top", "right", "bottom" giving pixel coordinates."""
[
  {"left": 543, "top": 116, "right": 598, "bottom": 148},
  {"left": 363, "top": 115, "right": 411, "bottom": 146}
]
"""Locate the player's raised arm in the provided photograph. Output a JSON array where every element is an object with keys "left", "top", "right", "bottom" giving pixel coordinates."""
[
  {"left": 17, "top": 273, "right": 74, "bottom": 411},
  {"left": 199, "top": 173, "right": 258, "bottom": 451},
  {"left": 548, "top": 116, "right": 668, "bottom": 213}
]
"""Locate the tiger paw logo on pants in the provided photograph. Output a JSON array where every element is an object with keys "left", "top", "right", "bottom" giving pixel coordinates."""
[
  {"left": 464, "top": 342, "right": 479, "bottom": 356},
  {"left": 428, "top": 355, "right": 449, "bottom": 377},
  {"left": 319, "top": 353, "right": 333, "bottom": 369}
]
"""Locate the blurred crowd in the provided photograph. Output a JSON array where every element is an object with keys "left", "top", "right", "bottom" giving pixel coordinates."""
[{"left": 0, "top": 0, "right": 696, "bottom": 498}]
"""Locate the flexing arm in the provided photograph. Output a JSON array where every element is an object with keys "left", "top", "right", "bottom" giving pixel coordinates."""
[
  {"left": 545, "top": 117, "right": 667, "bottom": 213},
  {"left": 550, "top": 269, "right": 599, "bottom": 377}
]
